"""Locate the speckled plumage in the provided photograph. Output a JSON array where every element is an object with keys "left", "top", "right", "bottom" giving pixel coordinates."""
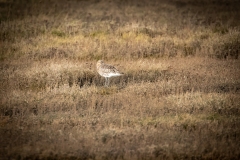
[{"left": 96, "top": 60, "right": 123, "bottom": 86}]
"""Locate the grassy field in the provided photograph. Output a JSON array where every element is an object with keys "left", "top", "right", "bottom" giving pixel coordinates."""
[{"left": 0, "top": 0, "right": 240, "bottom": 159}]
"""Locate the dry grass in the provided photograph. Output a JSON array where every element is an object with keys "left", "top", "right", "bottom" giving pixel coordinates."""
[{"left": 0, "top": 0, "right": 240, "bottom": 159}]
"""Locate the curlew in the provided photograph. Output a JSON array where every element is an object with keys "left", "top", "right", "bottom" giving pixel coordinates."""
[{"left": 96, "top": 60, "right": 123, "bottom": 87}]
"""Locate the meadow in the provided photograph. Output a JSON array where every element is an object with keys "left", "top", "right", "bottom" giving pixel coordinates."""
[{"left": 0, "top": 0, "right": 240, "bottom": 159}]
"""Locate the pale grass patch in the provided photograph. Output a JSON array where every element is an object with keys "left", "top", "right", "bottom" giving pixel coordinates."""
[
  {"left": 140, "top": 113, "right": 207, "bottom": 127},
  {"left": 121, "top": 31, "right": 151, "bottom": 42},
  {"left": 7, "top": 60, "right": 95, "bottom": 89},
  {"left": 18, "top": 34, "right": 85, "bottom": 55},
  {"left": 165, "top": 91, "right": 237, "bottom": 111},
  {"left": 202, "top": 29, "right": 240, "bottom": 47},
  {"left": 2, "top": 83, "right": 98, "bottom": 110},
  {"left": 119, "top": 22, "right": 155, "bottom": 32},
  {"left": 121, "top": 81, "right": 154, "bottom": 94},
  {"left": 21, "top": 60, "right": 89, "bottom": 77},
  {"left": 123, "top": 59, "right": 171, "bottom": 73},
  {"left": 49, "top": 83, "right": 99, "bottom": 95}
]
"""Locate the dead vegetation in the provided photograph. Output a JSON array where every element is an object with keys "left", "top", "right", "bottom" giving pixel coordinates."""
[{"left": 0, "top": 0, "right": 240, "bottom": 159}]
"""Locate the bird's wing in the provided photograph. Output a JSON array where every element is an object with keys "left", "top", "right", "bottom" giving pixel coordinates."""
[{"left": 104, "top": 64, "right": 120, "bottom": 74}]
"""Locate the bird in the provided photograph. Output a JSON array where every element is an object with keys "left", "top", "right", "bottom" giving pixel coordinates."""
[{"left": 96, "top": 60, "right": 123, "bottom": 87}]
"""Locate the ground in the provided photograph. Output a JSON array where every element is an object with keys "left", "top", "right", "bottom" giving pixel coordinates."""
[{"left": 0, "top": 0, "right": 240, "bottom": 159}]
